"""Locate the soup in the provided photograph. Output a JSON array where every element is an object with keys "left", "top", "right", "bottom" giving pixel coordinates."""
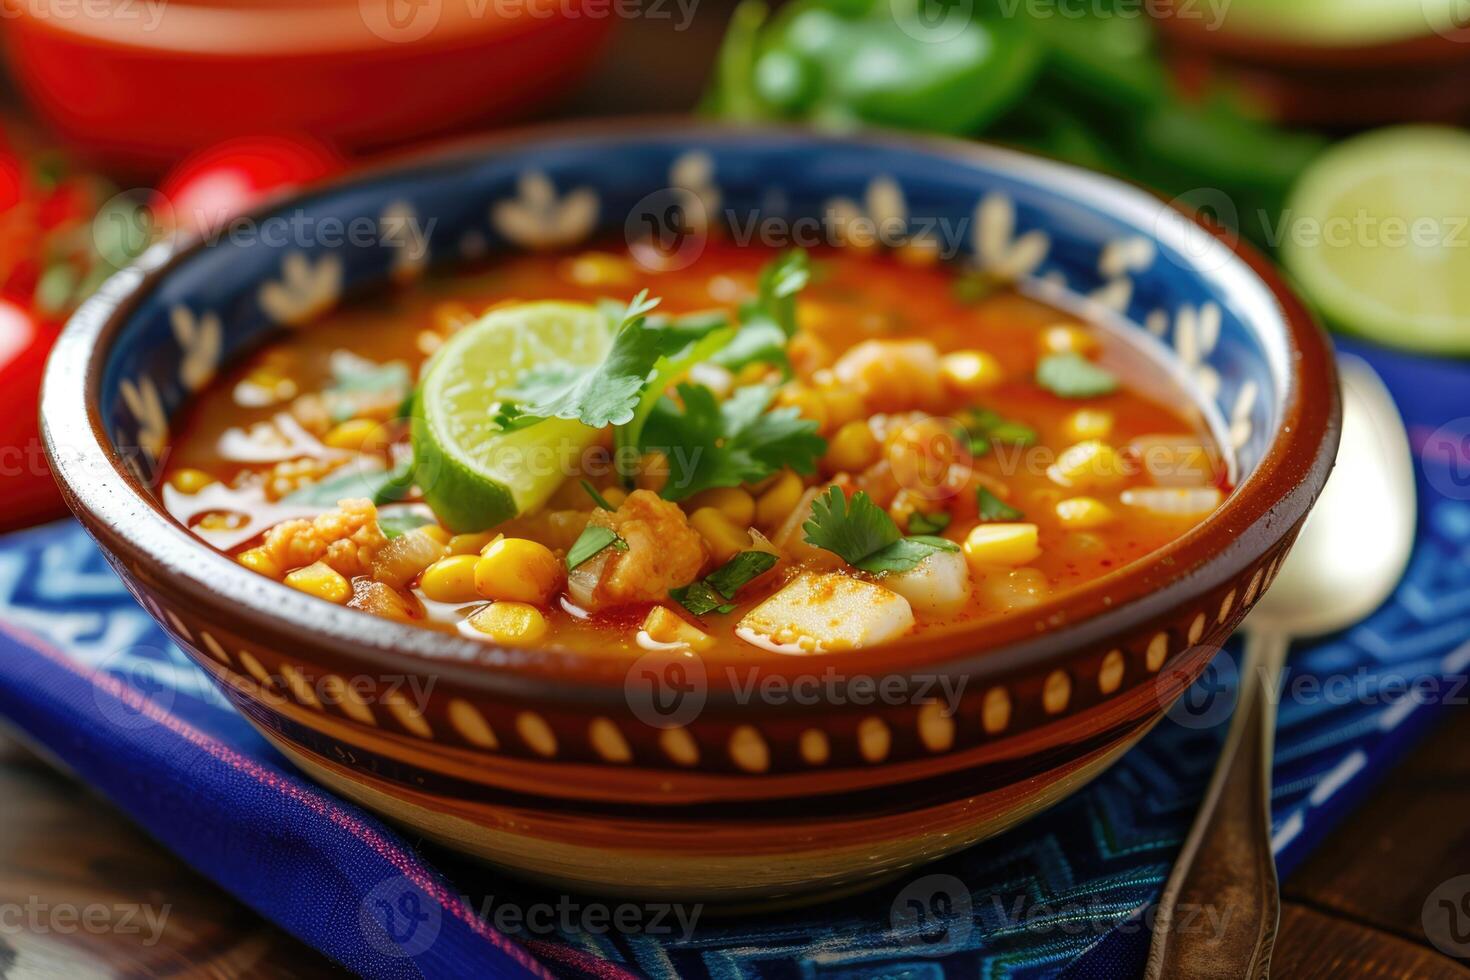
[{"left": 158, "top": 241, "right": 1228, "bottom": 657}]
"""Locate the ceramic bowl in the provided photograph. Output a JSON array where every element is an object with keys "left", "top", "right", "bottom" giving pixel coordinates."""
[{"left": 41, "top": 121, "right": 1339, "bottom": 903}]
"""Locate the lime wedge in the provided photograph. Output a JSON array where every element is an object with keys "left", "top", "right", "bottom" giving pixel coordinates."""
[
  {"left": 413, "top": 302, "right": 611, "bottom": 532},
  {"left": 1282, "top": 126, "right": 1470, "bottom": 355}
]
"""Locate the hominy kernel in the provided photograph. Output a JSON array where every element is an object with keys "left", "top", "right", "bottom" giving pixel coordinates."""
[
  {"left": 323, "top": 418, "right": 381, "bottom": 451},
  {"left": 474, "top": 538, "right": 561, "bottom": 605},
  {"left": 237, "top": 547, "right": 282, "bottom": 580},
  {"left": 169, "top": 468, "right": 216, "bottom": 494},
  {"left": 420, "top": 555, "right": 481, "bottom": 603},
  {"left": 1040, "top": 324, "right": 1096, "bottom": 355},
  {"left": 824, "top": 421, "right": 881, "bottom": 473},
  {"left": 688, "top": 487, "right": 756, "bottom": 527},
  {"left": 1062, "top": 409, "right": 1114, "bottom": 443},
  {"left": 1055, "top": 496, "right": 1115, "bottom": 530},
  {"left": 689, "top": 507, "right": 752, "bottom": 564},
  {"left": 963, "top": 523, "right": 1042, "bottom": 568},
  {"left": 939, "top": 350, "right": 1004, "bottom": 397},
  {"left": 755, "top": 471, "right": 805, "bottom": 530},
  {"left": 467, "top": 601, "right": 549, "bottom": 645},
  {"left": 284, "top": 561, "right": 352, "bottom": 604},
  {"left": 447, "top": 531, "right": 496, "bottom": 556}
]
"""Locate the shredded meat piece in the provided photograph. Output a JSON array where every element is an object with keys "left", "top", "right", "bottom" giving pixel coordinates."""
[
  {"left": 832, "top": 340, "right": 943, "bottom": 413},
  {"left": 586, "top": 490, "right": 708, "bottom": 606},
  {"left": 259, "top": 498, "right": 387, "bottom": 578}
]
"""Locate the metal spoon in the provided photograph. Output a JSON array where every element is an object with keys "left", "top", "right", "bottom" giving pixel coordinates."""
[{"left": 1146, "top": 356, "right": 1417, "bottom": 980}]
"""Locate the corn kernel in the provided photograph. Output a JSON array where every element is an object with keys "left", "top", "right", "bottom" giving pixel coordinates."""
[
  {"left": 169, "top": 468, "right": 216, "bottom": 494},
  {"left": 690, "top": 507, "right": 753, "bottom": 563},
  {"left": 467, "top": 601, "right": 549, "bottom": 645},
  {"left": 323, "top": 418, "right": 381, "bottom": 451},
  {"left": 642, "top": 605, "right": 715, "bottom": 650},
  {"left": 599, "top": 486, "right": 628, "bottom": 509},
  {"left": 447, "top": 531, "right": 497, "bottom": 556},
  {"left": 420, "top": 554, "right": 481, "bottom": 603},
  {"left": 635, "top": 451, "right": 670, "bottom": 494},
  {"left": 1041, "top": 324, "right": 1096, "bottom": 355},
  {"left": 284, "top": 561, "right": 351, "bottom": 604},
  {"left": 197, "top": 512, "right": 244, "bottom": 531},
  {"left": 418, "top": 525, "right": 452, "bottom": 546},
  {"left": 788, "top": 331, "right": 833, "bottom": 377},
  {"left": 963, "top": 523, "right": 1041, "bottom": 568},
  {"left": 563, "top": 251, "right": 634, "bottom": 287},
  {"left": 688, "top": 487, "right": 756, "bottom": 527},
  {"left": 1046, "top": 440, "right": 1129, "bottom": 491},
  {"left": 776, "top": 384, "right": 829, "bottom": 434},
  {"left": 237, "top": 547, "right": 282, "bottom": 580},
  {"left": 940, "top": 350, "right": 1005, "bottom": 397},
  {"left": 1062, "top": 409, "right": 1114, "bottom": 443},
  {"left": 824, "top": 420, "right": 881, "bottom": 473},
  {"left": 474, "top": 538, "right": 561, "bottom": 605},
  {"left": 816, "top": 383, "right": 867, "bottom": 430},
  {"left": 1055, "top": 497, "right": 1115, "bottom": 529},
  {"left": 756, "top": 471, "right": 805, "bottom": 530}
]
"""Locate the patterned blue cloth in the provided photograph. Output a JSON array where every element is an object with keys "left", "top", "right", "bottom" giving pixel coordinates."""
[{"left": 0, "top": 335, "right": 1466, "bottom": 979}]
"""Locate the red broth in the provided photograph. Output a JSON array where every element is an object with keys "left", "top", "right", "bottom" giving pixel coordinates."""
[{"left": 159, "top": 241, "right": 1228, "bottom": 657}]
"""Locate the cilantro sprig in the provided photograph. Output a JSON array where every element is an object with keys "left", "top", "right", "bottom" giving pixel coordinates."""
[
  {"left": 671, "top": 550, "right": 779, "bottom": 616},
  {"left": 642, "top": 383, "right": 825, "bottom": 501},
  {"left": 802, "top": 487, "right": 958, "bottom": 575},
  {"left": 497, "top": 292, "right": 730, "bottom": 431}
]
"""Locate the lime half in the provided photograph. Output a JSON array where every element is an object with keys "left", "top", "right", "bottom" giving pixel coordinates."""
[
  {"left": 1283, "top": 126, "right": 1470, "bottom": 355},
  {"left": 413, "top": 301, "right": 611, "bottom": 532}
]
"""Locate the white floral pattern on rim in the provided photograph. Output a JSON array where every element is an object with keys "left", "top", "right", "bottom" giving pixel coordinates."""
[
  {"left": 260, "top": 253, "right": 343, "bottom": 327},
  {"left": 491, "top": 172, "right": 598, "bottom": 251},
  {"left": 170, "top": 306, "right": 222, "bottom": 393}
]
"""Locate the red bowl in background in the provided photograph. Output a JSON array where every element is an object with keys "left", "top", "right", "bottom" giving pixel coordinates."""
[{"left": 0, "top": 0, "right": 615, "bottom": 172}]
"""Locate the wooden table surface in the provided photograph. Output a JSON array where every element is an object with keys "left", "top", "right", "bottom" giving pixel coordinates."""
[{"left": 4, "top": 5, "right": 1470, "bottom": 978}]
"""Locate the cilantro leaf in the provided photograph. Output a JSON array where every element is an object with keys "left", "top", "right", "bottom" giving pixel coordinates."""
[
  {"left": 802, "top": 486, "right": 900, "bottom": 565},
  {"left": 802, "top": 487, "right": 959, "bottom": 574},
  {"left": 566, "top": 525, "right": 628, "bottom": 570},
  {"left": 496, "top": 291, "right": 729, "bottom": 431},
  {"left": 907, "top": 510, "right": 951, "bottom": 535},
  {"left": 641, "top": 383, "right": 825, "bottom": 500},
  {"left": 671, "top": 550, "right": 778, "bottom": 616},
  {"left": 957, "top": 408, "right": 1037, "bottom": 457},
  {"left": 750, "top": 249, "right": 810, "bottom": 338},
  {"left": 581, "top": 479, "right": 615, "bottom": 511},
  {"left": 978, "top": 486, "right": 1024, "bottom": 521},
  {"left": 323, "top": 352, "right": 412, "bottom": 423},
  {"left": 284, "top": 458, "right": 413, "bottom": 507},
  {"left": 1036, "top": 353, "right": 1119, "bottom": 399},
  {"left": 859, "top": 535, "right": 960, "bottom": 575},
  {"left": 378, "top": 511, "right": 435, "bottom": 539}
]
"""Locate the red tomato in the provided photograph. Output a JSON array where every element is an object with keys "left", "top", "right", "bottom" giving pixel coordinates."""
[
  {"left": 160, "top": 134, "right": 346, "bottom": 238},
  {"left": 0, "top": 298, "right": 66, "bottom": 531}
]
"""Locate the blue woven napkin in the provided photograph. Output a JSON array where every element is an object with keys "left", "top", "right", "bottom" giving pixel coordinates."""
[{"left": 0, "top": 336, "right": 1465, "bottom": 979}]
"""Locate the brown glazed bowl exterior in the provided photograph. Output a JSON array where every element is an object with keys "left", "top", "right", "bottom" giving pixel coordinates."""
[
  {"left": 1153, "top": 3, "right": 1470, "bottom": 126},
  {"left": 40, "top": 122, "right": 1340, "bottom": 903}
]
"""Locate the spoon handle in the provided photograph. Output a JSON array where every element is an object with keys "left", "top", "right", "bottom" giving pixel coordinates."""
[{"left": 1145, "top": 631, "right": 1291, "bottom": 980}]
